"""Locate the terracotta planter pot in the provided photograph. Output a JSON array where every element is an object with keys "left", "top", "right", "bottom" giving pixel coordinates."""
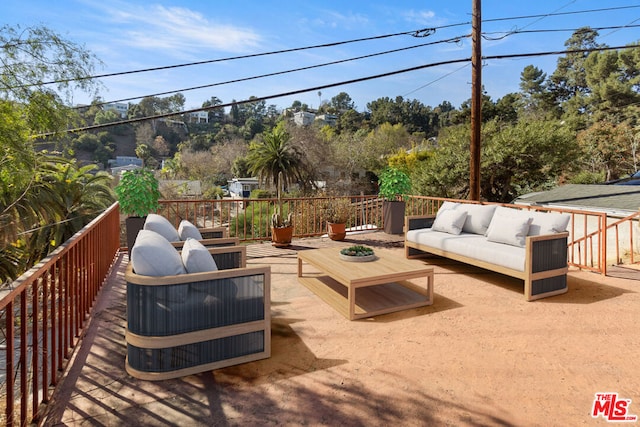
[
  {"left": 327, "top": 222, "right": 346, "bottom": 241},
  {"left": 271, "top": 225, "right": 293, "bottom": 247}
]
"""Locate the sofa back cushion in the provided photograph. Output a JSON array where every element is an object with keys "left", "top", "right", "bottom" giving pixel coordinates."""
[
  {"left": 181, "top": 238, "right": 218, "bottom": 274},
  {"left": 130, "top": 230, "right": 186, "bottom": 277},
  {"left": 435, "top": 201, "right": 460, "bottom": 217},
  {"left": 143, "top": 213, "right": 180, "bottom": 242},
  {"left": 178, "top": 219, "right": 203, "bottom": 240},
  {"left": 431, "top": 209, "right": 467, "bottom": 235},
  {"left": 458, "top": 204, "right": 497, "bottom": 235},
  {"left": 528, "top": 212, "right": 571, "bottom": 236},
  {"left": 486, "top": 215, "right": 533, "bottom": 247}
]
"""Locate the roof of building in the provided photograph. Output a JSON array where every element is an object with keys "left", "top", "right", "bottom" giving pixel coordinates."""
[{"left": 513, "top": 184, "right": 640, "bottom": 216}]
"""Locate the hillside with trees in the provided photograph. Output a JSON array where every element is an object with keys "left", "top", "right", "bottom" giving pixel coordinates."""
[{"left": 60, "top": 27, "right": 639, "bottom": 204}]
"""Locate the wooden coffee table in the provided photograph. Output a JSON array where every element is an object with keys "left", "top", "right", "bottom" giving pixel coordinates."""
[{"left": 297, "top": 247, "right": 434, "bottom": 320}]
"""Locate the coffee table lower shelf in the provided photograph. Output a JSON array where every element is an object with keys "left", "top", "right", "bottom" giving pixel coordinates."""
[{"left": 299, "top": 273, "right": 433, "bottom": 320}]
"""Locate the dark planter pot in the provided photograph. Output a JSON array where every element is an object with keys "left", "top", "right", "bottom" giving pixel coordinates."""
[
  {"left": 125, "top": 216, "right": 146, "bottom": 250},
  {"left": 271, "top": 225, "right": 293, "bottom": 247},
  {"left": 327, "top": 222, "right": 347, "bottom": 241},
  {"left": 383, "top": 200, "right": 406, "bottom": 234}
]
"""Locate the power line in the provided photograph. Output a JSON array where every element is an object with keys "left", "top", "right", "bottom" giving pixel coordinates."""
[
  {"left": 9, "top": 27, "right": 436, "bottom": 89},
  {"left": 483, "top": 4, "right": 640, "bottom": 24},
  {"left": 92, "top": 22, "right": 640, "bottom": 108},
  {"left": 9, "top": 4, "right": 640, "bottom": 90},
  {"left": 85, "top": 34, "right": 470, "bottom": 108},
  {"left": 482, "top": 23, "right": 640, "bottom": 41},
  {"left": 32, "top": 44, "right": 640, "bottom": 138}
]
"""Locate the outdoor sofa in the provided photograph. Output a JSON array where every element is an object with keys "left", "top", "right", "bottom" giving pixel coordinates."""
[
  {"left": 405, "top": 202, "right": 570, "bottom": 301},
  {"left": 125, "top": 229, "right": 271, "bottom": 380}
]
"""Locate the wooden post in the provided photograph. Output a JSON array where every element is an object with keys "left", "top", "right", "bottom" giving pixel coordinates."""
[{"left": 470, "top": 0, "right": 482, "bottom": 201}]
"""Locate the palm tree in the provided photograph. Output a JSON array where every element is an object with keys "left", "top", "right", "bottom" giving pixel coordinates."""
[
  {"left": 0, "top": 155, "right": 115, "bottom": 283},
  {"left": 246, "top": 124, "right": 305, "bottom": 193}
]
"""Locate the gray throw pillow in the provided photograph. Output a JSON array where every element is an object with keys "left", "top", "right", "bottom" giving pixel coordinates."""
[
  {"left": 178, "top": 220, "right": 203, "bottom": 241},
  {"left": 143, "top": 213, "right": 180, "bottom": 242}
]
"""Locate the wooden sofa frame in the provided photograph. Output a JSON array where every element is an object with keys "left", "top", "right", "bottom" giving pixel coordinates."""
[
  {"left": 171, "top": 236, "right": 239, "bottom": 249},
  {"left": 125, "top": 245, "right": 271, "bottom": 380},
  {"left": 405, "top": 215, "right": 569, "bottom": 301}
]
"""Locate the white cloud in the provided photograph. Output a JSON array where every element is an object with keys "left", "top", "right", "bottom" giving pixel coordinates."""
[
  {"left": 89, "top": 2, "right": 262, "bottom": 54},
  {"left": 307, "top": 9, "right": 370, "bottom": 30},
  {"left": 402, "top": 9, "right": 440, "bottom": 26}
]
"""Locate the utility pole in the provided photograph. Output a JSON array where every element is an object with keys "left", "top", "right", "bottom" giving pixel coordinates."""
[{"left": 469, "top": 0, "right": 482, "bottom": 201}]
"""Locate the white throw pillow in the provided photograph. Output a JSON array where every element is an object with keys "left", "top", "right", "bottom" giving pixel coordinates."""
[
  {"left": 485, "top": 206, "right": 529, "bottom": 236},
  {"left": 178, "top": 219, "right": 203, "bottom": 241},
  {"left": 431, "top": 209, "right": 468, "bottom": 235},
  {"left": 130, "top": 230, "right": 186, "bottom": 277},
  {"left": 181, "top": 238, "right": 218, "bottom": 274},
  {"left": 143, "top": 214, "right": 180, "bottom": 242},
  {"left": 486, "top": 216, "right": 533, "bottom": 247},
  {"left": 528, "top": 212, "right": 571, "bottom": 236},
  {"left": 458, "top": 204, "right": 497, "bottom": 235},
  {"left": 435, "top": 201, "right": 460, "bottom": 218}
]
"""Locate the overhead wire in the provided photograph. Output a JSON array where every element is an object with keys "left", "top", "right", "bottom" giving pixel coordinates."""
[
  {"left": 32, "top": 43, "right": 640, "bottom": 138},
  {"left": 84, "top": 34, "right": 470, "bottom": 108},
  {"left": 9, "top": 3, "right": 640, "bottom": 90},
  {"left": 82, "top": 21, "right": 640, "bottom": 109}
]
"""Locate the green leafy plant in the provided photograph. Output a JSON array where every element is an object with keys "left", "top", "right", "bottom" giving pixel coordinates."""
[
  {"left": 340, "top": 245, "right": 374, "bottom": 257},
  {"left": 378, "top": 167, "right": 411, "bottom": 201},
  {"left": 114, "top": 168, "right": 161, "bottom": 217}
]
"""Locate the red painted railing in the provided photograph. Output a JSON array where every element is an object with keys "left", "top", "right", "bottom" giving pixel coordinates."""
[
  {"left": 158, "top": 195, "right": 385, "bottom": 241},
  {"left": 0, "top": 203, "right": 120, "bottom": 426}
]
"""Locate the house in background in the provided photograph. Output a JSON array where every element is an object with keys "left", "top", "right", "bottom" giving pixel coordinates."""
[
  {"left": 513, "top": 184, "right": 640, "bottom": 262},
  {"left": 103, "top": 102, "right": 128, "bottom": 118},
  {"left": 513, "top": 184, "right": 640, "bottom": 217},
  {"left": 293, "top": 111, "right": 316, "bottom": 126},
  {"left": 228, "top": 178, "right": 260, "bottom": 198}
]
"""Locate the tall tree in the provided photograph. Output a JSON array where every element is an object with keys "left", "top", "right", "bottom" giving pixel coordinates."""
[
  {"left": 549, "top": 27, "right": 605, "bottom": 125},
  {"left": 246, "top": 124, "right": 307, "bottom": 192},
  {"left": 330, "top": 92, "right": 355, "bottom": 112},
  {"left": 519, "top": 65, "right": 557, "bottom": 117},
  {"left": 1, "top": 25, "right": 107, "bottom": 282}
]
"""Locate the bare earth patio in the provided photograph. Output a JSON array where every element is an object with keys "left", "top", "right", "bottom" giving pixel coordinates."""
[{"left": 41, "top": 231, "right": 639, "bottom": 426}]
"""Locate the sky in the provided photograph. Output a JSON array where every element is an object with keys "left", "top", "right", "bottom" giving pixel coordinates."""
[{"left": 4, "top": 1, "right": 640, "bottom": 113}]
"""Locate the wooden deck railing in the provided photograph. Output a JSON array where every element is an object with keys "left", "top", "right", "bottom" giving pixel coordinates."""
[
  {"left": 158, "top": 195, "right": 385, "bottom": 242},
  {"left": 0, "top": 203, "right": 121, "bottom": 427}
]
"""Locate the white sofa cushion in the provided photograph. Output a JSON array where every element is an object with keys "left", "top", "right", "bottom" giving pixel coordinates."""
[
  {"left": 458, "top": 204, "right": 497, "bottom": 235},
  {"left": 528, "top": 212, "right": 571, "bottom": 236},
  {"left": 436, "top": 201, "right": 460, "bottom": 217},
  {"left": 143, "top": 213, "right": 180, "bottom": 242},
  {"left": 130, "top": 230, "right": 186, "bottom": 277},
  {"left": 486, "top": 216, "right": 533, "bottom": 247},
  {"left": 181, "top": 238, "right": 218, "bottom": 274},
  {"left": 178, "top": 219, "right": 203, "bottom": 241},
  {"left": 406, "top": 229, "right": 526, "bottom": 271},
  {"left": 431, "top": 209, "right": 467, "bottom": 235}
]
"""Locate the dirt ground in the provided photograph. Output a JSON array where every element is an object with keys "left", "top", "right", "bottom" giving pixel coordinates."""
[{"left": 42, "top": 233, "right": 640, "bottom": 426}]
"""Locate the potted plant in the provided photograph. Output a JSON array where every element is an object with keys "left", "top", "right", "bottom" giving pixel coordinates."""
[
  {"left": 323, "top": 197, "right": 352, "bottom": 241},
  {"left": 378, "top": 167, "right": 411, "bottom": 234},
  {"left": 114, "top": 168, "right": 161, "bottom": 249},
  {"left": 271, "top": 172, "right": 293, "bottom": 247}
]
